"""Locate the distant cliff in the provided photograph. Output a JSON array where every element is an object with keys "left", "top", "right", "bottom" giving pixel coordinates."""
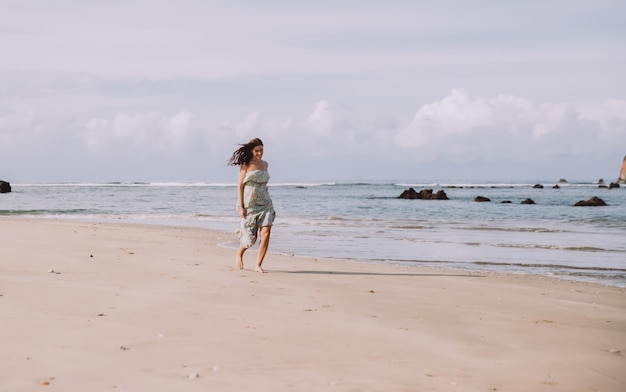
[{"left": 619, "top": 155, "right": 626, "bottom": 184}]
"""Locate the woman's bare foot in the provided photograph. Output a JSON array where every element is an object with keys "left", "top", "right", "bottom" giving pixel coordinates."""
[
  {"left": 236, "top": 256, "right": 244, "bottom": 270},
  {"left": 255, "top": 265, "right": 265, "bottom": 273}
]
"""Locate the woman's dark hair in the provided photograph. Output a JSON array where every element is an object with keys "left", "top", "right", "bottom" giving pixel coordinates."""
[{"left": 227, "top": 138, "right": 264, "bottom": 166}]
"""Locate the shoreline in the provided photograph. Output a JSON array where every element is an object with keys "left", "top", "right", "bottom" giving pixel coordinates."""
[
  {"left": 10, "top": 215, "right": 626, "bottom": 289},
  {"left": 1, "top": 217, "right": 625, "bottom": 391}
]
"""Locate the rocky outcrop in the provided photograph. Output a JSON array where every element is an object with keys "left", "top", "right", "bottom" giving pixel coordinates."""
[
  {"left": 474, "top": 196, "right": 491, "bottom": 202},
  {"left": 398, "top": 188, "right": 449, "bottom": 200},
  {"left": 398, "top": 188, "right": 419, "bottom": 199},
  {"left": 521, "top": 198, "right": 535, "bottom": 204},
  {"left": 533, "top": 184, "right": 543, "bottom": 189},
  {"left": 574, "top": 196, "right": 607, "bottom": 207},
  {"left": 609, "top": 182, "right": 620, "bottom": 189},
  {"left": 0, "top": 180, "right": 11, "bottom": 193},
  {"left": 618, "top": 155, "right": 626, "bottom": 184},
  {"left": 430, "top": 190, "right": 449, "bottom": 200}
]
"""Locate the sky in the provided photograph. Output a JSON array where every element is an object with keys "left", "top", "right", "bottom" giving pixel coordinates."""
[{"left": 1, "top": 0, "right": 625, "bottom": 183}]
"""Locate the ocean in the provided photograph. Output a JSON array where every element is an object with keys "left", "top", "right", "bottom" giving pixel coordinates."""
[{"left": 2, "top": 180, "right": 625, "bottom": 287}]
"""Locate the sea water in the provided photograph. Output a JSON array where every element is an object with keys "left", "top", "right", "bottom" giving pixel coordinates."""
[{"left": 2, "top": 181, "right": 625, "bottom": 287}]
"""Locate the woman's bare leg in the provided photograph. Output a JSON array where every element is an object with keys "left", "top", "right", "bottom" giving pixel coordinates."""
[
  {"left": 255, "top": 226, "right": 272, "bottom": 273},
  {"left": 236, "top": 246, "right": 246, "bottom": 269}
]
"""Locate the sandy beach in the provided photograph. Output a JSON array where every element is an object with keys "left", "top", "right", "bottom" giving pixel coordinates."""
[{"left": 1, "top": 218, "right": 624, "bottom": 391}]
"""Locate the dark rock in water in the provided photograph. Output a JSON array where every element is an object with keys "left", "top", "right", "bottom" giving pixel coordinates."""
[
  {"left": 558, "top": 178, "right": 568, "bottom": 183},
  {"left": 0, "top": 181, "right": 11, "bottom": 193},
  {"left": 398, "top": 188, "right": 419, "bottom": 199},
  {"left": 521, "top": 198, "right": 536, "bottom": 204},
  {"left": 398, "top": 188, "right": 449, "bottom": 200},
  {"left": 598, "top": 178, "right": 605, "bottom": 185},
  {"left": 574, "top": 196, "right": 607, "bottom": 207},
  {"left": 474, "top": 196, "right": 491, "bottom": 202},
  {"left": 552, "top": 184, "right": 560, "bottom": 189},
  {"left": 533, "top": 184, "right": 544, "bottom": 189},
  {"left": 501, "top": 200, "right": 512, "bottom": 204},
  {"left": 432, "top": 190, "right": 449, "bottom": 200},
  {"left": 418, "top": 189, "right": 435, "bottom": 199},
  {"left": 609, "top": 182, "right": 620, "bottom": 189}
]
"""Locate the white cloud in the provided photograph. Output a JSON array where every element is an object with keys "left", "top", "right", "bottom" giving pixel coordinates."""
[
  {"left": 0, "top": 108, "right": 62, "bottom": 159},
  {"left": 2, "top": 88, "right": 626, "bottom": 182},
  {"left": 167, "top": 111, "right": 193, "bottom": 145},
  {"left": 307, "top": 100, "right": 333, "bottom": 134},
  {"left": 394, "top": 89, "right": 626, "bottom": 163},
  {"left": 394, "top": 89, "right": 493, "bottom": 148},
  {"left": 263, "top": 100, "right": 353, "bottom": 158},
  {"left": 83, "top": 111, "right": 193, "bottom": 156},
  {"left": 214, "top": 93, "right": 626, "bottom": 173},
  {"left": 235, "top": 112, "right": 262, "bottom": 141},
  {"left": 83, "top": 118, "right": 108, "bottom": 149},
  {"left": 578, "top": 99, "right": 626, "bottom": 142}
]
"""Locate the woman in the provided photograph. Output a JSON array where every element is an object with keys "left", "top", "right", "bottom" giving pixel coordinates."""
[{"left": 228, "top": 138, "right": 276, "bottom": 273}]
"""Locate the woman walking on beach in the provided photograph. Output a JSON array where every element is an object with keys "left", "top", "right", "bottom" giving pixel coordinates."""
[{"left": 228, "top": 138, "right": 276, "bottom": 273}]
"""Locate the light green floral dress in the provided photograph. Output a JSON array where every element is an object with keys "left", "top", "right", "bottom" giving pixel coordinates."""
[{"left": 238, "top": 170, "right": 275, "bottom": 248}]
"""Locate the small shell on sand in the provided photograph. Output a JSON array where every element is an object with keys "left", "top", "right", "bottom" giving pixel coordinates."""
[{"left": 38, "top": 378, "right": 54, "bottom": 385}]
